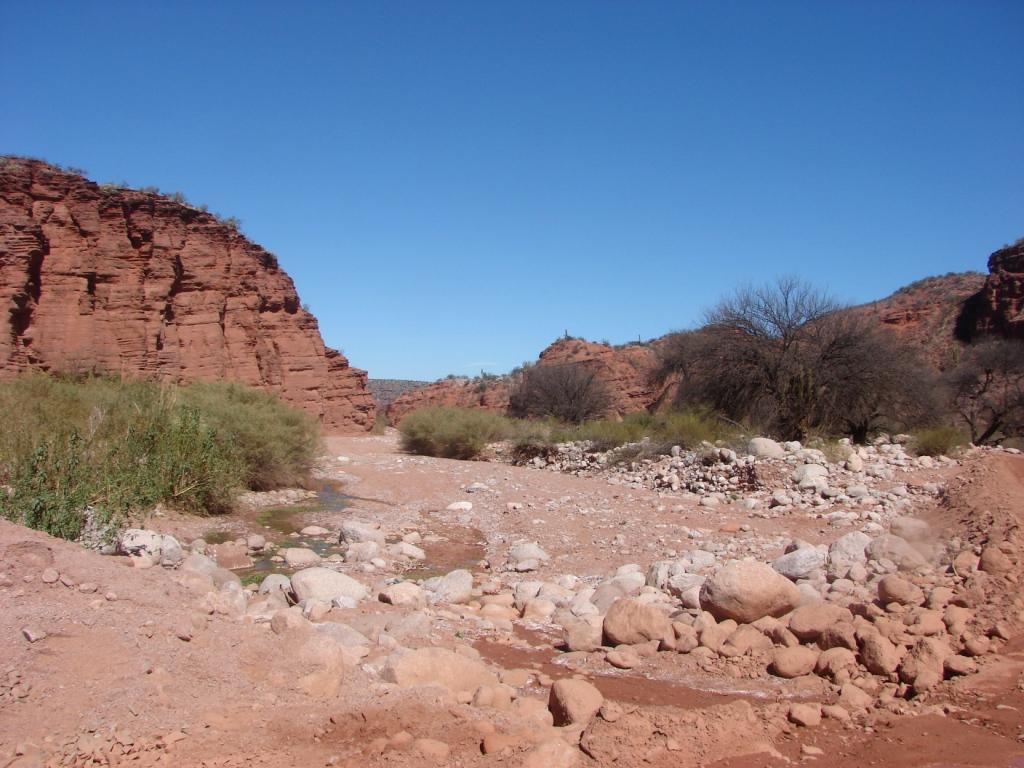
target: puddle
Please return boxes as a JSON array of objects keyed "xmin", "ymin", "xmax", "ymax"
[
  {"xmin": 210, "ymin": 479, "xmax": 358, "ymax": 582},
  {"xmin": 405, "ymin": 515, "xmax": 487, "ymax": 582}
]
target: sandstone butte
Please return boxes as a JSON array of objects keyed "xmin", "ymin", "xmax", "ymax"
[
  {"xmin": 386, "ymin": 239, "xmax": 1023, "ymax": 423},
  {"xmin": 0, "ymin": 158, "xmax": 375, "ymax": 432}
]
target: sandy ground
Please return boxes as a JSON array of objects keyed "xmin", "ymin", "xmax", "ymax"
[{"xmin": 1, "ymin": 432, "xmax": 1022, "ymax": 767}]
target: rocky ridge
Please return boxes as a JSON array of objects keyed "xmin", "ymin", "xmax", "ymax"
[{"xmin": 0, "ymin": 158, "xmax": 375, "ymax": 432}]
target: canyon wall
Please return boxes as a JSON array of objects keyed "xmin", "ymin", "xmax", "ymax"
[{"xmin": 0, "ymin": 158, "xmax": 375, "ymax": 432}]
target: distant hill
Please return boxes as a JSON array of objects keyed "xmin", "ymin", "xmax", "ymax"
[
  {"xmin": 385, "ymin": 240, "xmax": 1024, "ymax": 422},
  {"xmin": 367, "ymin": 379, "xmax": 430, "ymax": 409}
]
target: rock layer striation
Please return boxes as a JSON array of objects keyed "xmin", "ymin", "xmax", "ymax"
[{"xmin": 0, "ymin": 158, "xmax": 374, "ymax": 431}]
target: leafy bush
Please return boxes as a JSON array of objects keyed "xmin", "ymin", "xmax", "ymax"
[
  {"xmin": 912, "ymin": 426, "xmax": 966, "ymax": 457},
  {"xmin": 0, "ymin": 375, "xmax": 320, "ymax": 540},
  {"xmin": 398, "ymin": 407, "xmax": 512, "ymax": 459},
  {"xmin": 177, "ymin": 381, "xmax": 320, "ymax": 490}
]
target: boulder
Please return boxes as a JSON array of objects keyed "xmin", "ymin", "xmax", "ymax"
[
  {"xmin": 867, "ymin": 535, "xmax": 928, "ymax": 570},
  {"xmin": 380, "ymin": 581, "xmax": 425, "ymax": 608},
  {"xmin": 283, "ymin": 547, "xmax": 322, "ymax": 568},
  {"xmin": 548, "ymin": 679, "xmax": 603, "ymax": 726},
  {"xmin": 259, "ymin": 573, "xmax": 292, "ymax": 596},
  {"xmin": 508, "ymin": 541, "xmax": 550, "ymax": 564},
  {"xmin": 772, "ymin": 546, "xmax": 826, "ymax": 581},
  {"xmin": 382, "ymin": 647, "xmax": 497, "ymax": 693},
  {"xmin": 424, "ymin": 569, "xmax": 474, "ymax": 605},
  {"xmin": 340, "ymin": 520, "xmax": 385, "ymax": 545},
  {"xmin": 699, "ymin": 561, "xmax": 801, "ymax": 623},
  {"xmin": 344, "ymin": 541, "xmax": 380, "ymax": 562},
  {"xmin": 290, "ymin": 568, "xmax": 368, "ymax": 603},
  {"xmin": 748, "ymin": 438, "xmax": 785, "ymax": 459},
  {"xmin": 770, "ymin": 646, "xmax": 819, "ymax": 678},
  {"xmin": 602, "ymin": 598, "xmax": 673, "ymax": 646},
  {"xmin": 877, "ymin": 575, "xmax": 925, "ymax": 606},
  {"xmin": 787, "ymin": 603, "xmax": 854, "ymax": 641}
]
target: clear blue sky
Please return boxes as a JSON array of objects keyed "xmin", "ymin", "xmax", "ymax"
[{"xmin": 2, "ymin": 2, "xmax": 1022, "ymax": 380}]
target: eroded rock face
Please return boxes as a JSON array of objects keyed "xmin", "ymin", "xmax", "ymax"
[
  {"xmin": 386, "ymin": 337, "xmax": 671, "ymax": 424},
  {"xmin": 974, "ymin": 241, "xmax": 1024, "ymax": 339},
  {"xmin": 0, "ymin": 158, "xmax": 374, "ymax": 432}
]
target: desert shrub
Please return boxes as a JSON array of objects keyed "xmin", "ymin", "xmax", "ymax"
[
  {"xmin": 912, "ymin": 426, "xmax": 966, "ymax": 457},
  {"xmin": 178, "ymin": 381, "xmax": 320, "ymax": 490},
  {"xmin": 398, "ymin": 407, "xmax": 512, "ymax": 459},
  {"xmin": 0, "ymin": 375, "xmax": 320, "ymax": 540},
  {"xmin": 509, "ymin": 362, "xmax": 612, "ymax": 423}
]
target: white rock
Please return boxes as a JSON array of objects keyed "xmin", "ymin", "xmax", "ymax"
[
  {"xmin": 339, "ymin": 520, "xmax": 386, "ymax": 545},
  {"xmin": 283, "ymin": 547, "xmax": 322, "ymax": 568},
  {"xmin": 424, "ymin": 569, "xmax": 474, "ymax": 604},
  {"xmin": 508, "ymin": 541, "xmax": 550, "ymax": 564},
  {"xmin": 748, "ymin": 438, "xmax": 785, "ymax": 459},
  {"xmin": 291, "ymin": 567, "xmax": 368, "ymax": 603}
]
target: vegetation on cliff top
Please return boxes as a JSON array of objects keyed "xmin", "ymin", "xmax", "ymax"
[{"xmin": 0, "ymin": 375, "xmax": 320, "ymax": 541}]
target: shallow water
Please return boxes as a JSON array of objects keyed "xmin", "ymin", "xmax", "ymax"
[{"xmin": 213, "ymin": 480, "xmax": 355, "ymax": 583}]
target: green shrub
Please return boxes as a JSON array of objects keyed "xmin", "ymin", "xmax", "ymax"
[
  {"xmin": 178, "ymin": 381, "xmax": 319, "ymax": 490},
  {"xmin": 399, "ymin": 407, "xmax": 512, "ymax": 459},
  {"xmin": 0, "ymin": 375, "xmax": 320, "ymax": 540},
  {"xmin": 912, "ymin": 426, "xmax": 966, "ymax": 457}
]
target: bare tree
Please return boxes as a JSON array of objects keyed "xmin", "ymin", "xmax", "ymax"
[
  {"xmin": 945, "ymin": 339, "xmax": 1024, "ymax": 445},
  {"xmin": 657, "ymin": 278, "xmax": 934, "ymax": 441},
  {"xmin": 509, "ymin": 363, "xmax": 613, "ymax": 423}
]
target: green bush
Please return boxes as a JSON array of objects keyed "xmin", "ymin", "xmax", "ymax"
[
  {"xmin": 399, "ymin": 407, "xmax": 512, "ymax": 459},
  {"xmin": 178, "ymin": 381, "xmax": 319, "ymax": 490},
  {"xmin": 0, "ymin": 375, "xmax": 320, "ymax": 540},
  {"xmin": 912, "ymin": 426, "xmax": 966, "ymax": 457}
]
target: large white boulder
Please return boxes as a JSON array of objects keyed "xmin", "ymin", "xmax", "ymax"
[{"xmin": 290, "ymin": 567, "xmax": 368, "ymax": 603}]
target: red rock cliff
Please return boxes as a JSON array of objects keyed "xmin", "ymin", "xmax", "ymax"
[
  {"xmin": 974, "ymin": 241, "xmax": 1024, "ymax": 339},
  {"xmin": 0, "ymin": 158, "xmax": 375, "ymax": 432}
]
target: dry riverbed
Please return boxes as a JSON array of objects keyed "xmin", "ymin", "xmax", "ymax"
[{"xmin": 1, "ymin": 432, "xmax": 1022, "ymax": 767}]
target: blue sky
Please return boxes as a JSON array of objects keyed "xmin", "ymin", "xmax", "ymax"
[{"xmin": 2, "ymin": 2, "xmax": 1022, "ymax": 380}]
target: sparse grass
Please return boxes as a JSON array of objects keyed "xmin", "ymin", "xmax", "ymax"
[
  {"xmin": 398, "ymin": 407, "xmax": 513, "ymax": 459},
  {"xmin": 0, "ymin": 375, "xmax": 320, "ymax": 540},
  {"xmin": 371, "ymin": 412, "xmax": 389, "ymax": 435},
  {"xmin": 911, "ymin": 425, "xmax": 967, "ymax": 457}
]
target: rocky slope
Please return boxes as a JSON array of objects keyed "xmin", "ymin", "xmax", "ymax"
[
  {"xmin": 850, "ymin": 272, "xmax": 987, "ymax": 369},
  {"xmin": 0, "ymin": 158, "xmax": 375, "ymax": 432}
]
